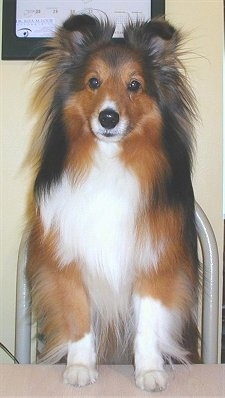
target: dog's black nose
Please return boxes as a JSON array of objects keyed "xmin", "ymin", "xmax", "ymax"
[{"xmin": 99, "ymin": 109, "xmax": 119, "ymax": 129}]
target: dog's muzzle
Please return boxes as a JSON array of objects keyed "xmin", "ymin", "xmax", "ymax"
[{"xmin": 91, "ymin": 104, "xmax": 129, "ymax": 142}]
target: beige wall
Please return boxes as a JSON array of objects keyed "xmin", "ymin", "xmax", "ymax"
[
  {"xmin": 0, "ymin": 0, "xmax": 224, "ymax": 362},
  {"xmin": 166, "ymin": 0, "xmax": 224, "ymax": 358}
]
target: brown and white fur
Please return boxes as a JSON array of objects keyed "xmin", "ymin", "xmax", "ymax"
[{"xmin": 26, "ymin": 15, "xmax": 199, "ymax": 392}]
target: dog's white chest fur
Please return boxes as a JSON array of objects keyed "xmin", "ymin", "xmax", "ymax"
[{"xmin": 40, "ymin": 142, "xmax": 140, "ymax": 291}]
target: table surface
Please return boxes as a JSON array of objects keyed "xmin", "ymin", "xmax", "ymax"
[{"xmin": 0, "ymin": 364, "xmax": 224, "ymax": 397}]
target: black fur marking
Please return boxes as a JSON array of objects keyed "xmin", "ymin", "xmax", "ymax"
[
  {"xmin": 34, "ymin": 102, "xmax": 68, "ymax": 200},
  {"xmin": 63, "ymin": 14, "xmax": 99, "ymax": 32},
  {"xmin": 124, "ymin": 19, "xmax": 178, "ymax": 54},
  {"xmin": 142, "ymin": 20, "xmax": 176, "ymax": 40},
  {"xmin": 61, "ymin": 14, "xmax": 115, "ymax": 55}
]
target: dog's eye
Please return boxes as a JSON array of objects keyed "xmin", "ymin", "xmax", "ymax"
[
  {"xmin": 88, "ymin": 77, "xmax": 101, "ymax": 90},
  {"xmin": 128, "ymin": 80, "xmax": 141, "ymax": 92}
]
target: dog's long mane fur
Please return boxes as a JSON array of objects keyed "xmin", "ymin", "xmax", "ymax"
[{"xmin": 32, "ymin": 14, "xmax": 198, "ymax": 267}]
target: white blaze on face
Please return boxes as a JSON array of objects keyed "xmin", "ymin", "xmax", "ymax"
[{"xmin": 91, "ymin": 99, "xmax": 129, "ymax": 142}]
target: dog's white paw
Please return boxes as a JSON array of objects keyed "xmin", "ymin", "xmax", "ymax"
[
  {"xmin": 63, "ymin": 365, "xmax": 98, "ymax": 387},
  {"xmin": 135, "ymin": 369, "xmax": 168, "ymax": 392}
]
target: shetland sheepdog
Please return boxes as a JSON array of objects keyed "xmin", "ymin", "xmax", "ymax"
[{"xmin": 26, "ymin": 14, "xmax": 199, "ymax": 392}]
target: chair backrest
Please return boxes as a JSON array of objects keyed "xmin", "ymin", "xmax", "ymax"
[
  {"xmin": 195, "ymin": 203, "xmax": 219, "ymax": 363},
  {"xmin": 15, "ymin": 203, "xmax": 219, "ymax": 364}
]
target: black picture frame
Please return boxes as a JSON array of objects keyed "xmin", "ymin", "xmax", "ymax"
[{"xmin": 2, "ymin": 0, "xmax": 165, "ymax": 60}]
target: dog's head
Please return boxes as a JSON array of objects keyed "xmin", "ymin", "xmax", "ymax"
[{"xmin": 37, "ymin": 14, "xmax": 193, "ymax": 141}]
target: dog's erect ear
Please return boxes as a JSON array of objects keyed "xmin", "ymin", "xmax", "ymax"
[
  {"xmin": 60, "ymin": 14, "xmax": 115, "ymax": 52},
  {"xmin": 124, "ymin": 19, "xmax": 180, "ymax": 60},
  {"xmin": 141, "ymin": 20, "xmax": 176, "ymax": 41},
  {"xmin": 63, "ymin": 14, "xmax": 100, "ymax": 32}
]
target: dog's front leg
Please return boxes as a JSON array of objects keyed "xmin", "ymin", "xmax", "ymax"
[
  {"xmin": 64, "ymin": 331, "xmax": 98, "ymax": 387},
  {"xmin": 133, "ymin": 294, "xmax": 168, "ymax": 392},
  {"xmin": 62, "ymin": 267, "xmax": 98, "ymax": 387}
]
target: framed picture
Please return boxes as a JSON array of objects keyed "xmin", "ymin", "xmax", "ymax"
[{"xmin": 2, "ymin": 0, "xmax": 165, "ymax": 60}]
